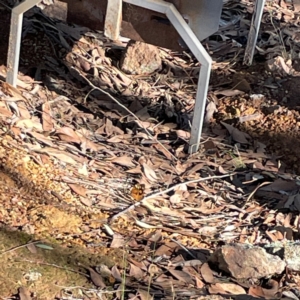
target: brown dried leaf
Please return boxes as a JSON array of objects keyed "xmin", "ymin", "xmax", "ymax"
[
  {"xmin": 56, "ymin": 127, "xmax": 81, "ymax": 144},
  {"xmin": 110, "ymin": 156, "xmax": 135, "ymax": 167},
  {"xmin": 200, "ymin": 263, "xmax": 215, "ymax": 284},
  {"xmin": 129, "ymin": 263, "xmax": 144, "ymax": 280},
  {"xmin": 167, "ymin": 268, "xmax": 194, "ymax": 284},
  {"xmin": 15, "ymin": 118, "xmax": 43, "ymax": 131},
  {"xmin": 155, "ymin": 242, "xmax": 178, "ymax": 256},
  {"xmin": 37, "ymin": 148, "xmax": 78, "ymax": 165},
  {"xmin": 29, "ymin": 131, "xmax": 55, "ymax": 147},
  {"xmin": 216, "ymin": 89, "xmax": 245, "ymax": 96},
  {"xmin": 210, "ymin": 283, "xmax": 246, "ymax": 295},
  {"xmin": 87, "ymin": 267, "xmax": 106, "ymax": 288},
  {"xmin": 2, "ymin": 82, "xmax": 28, "ymax": 102},
  {"xmin": 152, "ymin": 143, "xmax": 174, "ymax": 160},
  {"xmin": 17, "ymin": 101, "xmax": 31, "ymax": 119},
  {"xmin": 0, "ymin": 106, "xmax": 13, "ymax": 117},
  {"xmin": 42, "ymin": 102, "xmax": 53, "ymax": 131},
  {"xmin": 248, "ymin": 280, "xmax": 279, "ymax": 299},
  {"xmin": 176, "ymin": 129, "xmax": 191, "ymax": 140},
  {"xmin": 110, "ymin": 233, "xmax": 126, "ymax": 248},
  {"xmin": 107, "ymin": 134, "xmax": 127, "ymax": 143},
  {"xmin": 104, "ymin": 117, "xmax": 113, "ymax": 136},
  {"xmin": 79, "ymin": 196, "xmax": 93, "ymax": 206},
  {"xmin": 111, "ymin": 265, "xmax": 122, "ymax": 281},
  {"xmin": 142, "ymin": 163, "xmax": 158, "ymax": 182},
  {"xmin": 221, "ymin": 121, "xmax": 251, "ymax": 144},
  {"xmin": 26, "ymin": 243, "xmax": 37, "ymax": 254},
  {"xmin": 126, "ymin": 166, "xmax": 142, "ymax": 174},
  {"xmin": 68, "ymin": 183, "xmax": 87, "ymax": 197}
]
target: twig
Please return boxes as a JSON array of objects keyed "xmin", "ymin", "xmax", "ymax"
[
  {"xmin": 72, "ymin": 66, "xmax": 178, "ymax": 161},
  {"xmin": 170, "ymin": 238, "xmax": 197, "ymax": 259},
  {"xmin": 16, "ymin": 259, "xmax": 88, "ymax": 277},
  {"xmin": 242, "ymin": 181, "xmax": 271, "ymax": 209},
  {"xmin": 0, "ymin": 1, "xmax": 12, "ymax": 10},
  {"xmin": 109, "ymin": 173, "xmax": 235, "ymax": 222},
  {"xmin": 0, "ymin": 240, "xmax": 40, "ymax": 256}
]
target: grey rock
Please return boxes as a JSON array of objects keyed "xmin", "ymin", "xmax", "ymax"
[{"xmin": 210, "ymin": 243, "xmax": 286, "ymax": 279}]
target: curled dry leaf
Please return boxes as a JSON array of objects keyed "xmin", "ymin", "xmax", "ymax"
[
  {"xmin": 56, "ymin": 127, "xmax": 81, "ymax": 144},
  {"xmin": 111, "ymin": 265, "xmax": 122, "ymax": 282},
  {"xmin": 87, "ymin": 267, "xmax": 106, "ymax": 288},
  {"xmin": 79, "ymin": 196, "xmax": 93, "ymax": 207},
  {"xmin": 126, "ymin": 165, "xmax": 142, "ymax": 174},
  {"xmin": 110, "ymin": 233, "xmax": 126, "ymax": 248},
  {"xmin": 42, "ymin": 102, "xmax": 53, "ymax": 132},
  {"xmin": 68, "ymin": 183, "xmax": 87, "ymax": 197},
  {"xmin": 15, "ymin": 118, "xmax": 43, "ymax": 131},
  {"xmin": 130, "ymin": 263, "xmax": 144, "ymax": 280},
  {"xmin": 2, "ymin": 82, "xmax": 28, "ymax": 102},
  {"xmin": 248, "ymin": 280, "xmax": 279, "ymax": 299},
  {"xmin": 29, "ymin": 131, "xmax": 55, "ymax": 147},
  {"xmin": 26, "ymin": 243, "xmax": 37, "ymax": 254},
  {"xmin": 169, "ymin": 191, "xmax": 183, "ymax": 204},
  {"xmin": 216, "ymin": 89, "xmax": 245, "ymax": 96},
  {"xmin": 142, "ymin": 163, "xmax": 158, "ymax": 182},
  {"xmin": 152, "ymin": 144, "xmax": 174, "ymax": 160},
  {"xmin": 221, "ymin": 121, "xmax": 251, "ymax": 144},
  {"xmin": 200, "ymin": 263, "xmax": 215, "ymax": 284},
  {"xmin": 17, "ymin": 101, "xmax": 31, "ymax": 119},
  {"xmin": 176, "ymin": 129, "xmax": 191, "ymax": 140},
  {"xmin": 167, "ymin": 268, "xmax": 194, "ymax": 284},
  {"xmin": 0, "ymin": 106, "xmax": 13, "ymax": 117},
  {"xmin": 110, "ymin": 156, "xmax": 135, "ymax": 167},
  {"xmin": 37, "ymin": 148, "xmax": 80, "ymax": 165},
  {"xmin": 209, "ymin": 282, "xmax": 246, "ymax": 295}
]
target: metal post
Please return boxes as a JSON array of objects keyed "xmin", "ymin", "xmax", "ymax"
[
  {"xmin": 105, "ymin": 0, "xmax": 123, "ymax": 40},
  {"xmin": 121, "ymin": 0, "xmax": 212, "ymax": 154},
  {"xmin": 6, "ymin": 0, "xmax": 41, "ymax": 87},
  {"xmin": 244, "ymin": 0, "xmax": 266, "ymax": 65}
]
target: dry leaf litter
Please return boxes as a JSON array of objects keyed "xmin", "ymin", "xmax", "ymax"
[{"xmin": 0, "ymin": 0, "xmax": 300, "ymax": 299}]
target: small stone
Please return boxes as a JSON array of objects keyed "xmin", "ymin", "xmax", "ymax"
[
  {"xmin": 120, "ymin": 41, "xmax": 162, "ymax": 75},
  {"xmin": 209, "ymin": 243, "xmax": 286, "ymax": 279}
]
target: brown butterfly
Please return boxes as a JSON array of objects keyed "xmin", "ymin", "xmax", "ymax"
[{"xmin": 130, "ymin": 183, "xmax": 145, "ymax": 201}]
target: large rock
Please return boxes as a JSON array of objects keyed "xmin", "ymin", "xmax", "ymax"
[
  {"xmin": 120, "ymin": 41, "xmax": 162, "ymax": 75},
  {"xmin": 210, "ymin": 244, "xmax": 286, "ymax": 279}
]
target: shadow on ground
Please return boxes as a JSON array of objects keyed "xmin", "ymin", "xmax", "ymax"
[{"xmin": 0, "ymin": 227, "xmax": 117, "ymax": 298}]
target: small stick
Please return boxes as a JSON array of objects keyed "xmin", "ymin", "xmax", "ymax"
[
  {"xmin": 0, "ymin": 240, "xmax": 40, "ymax": 256},
  {"xmin": 17, "ymin": 259, "xmax": 88, "ymax": 277},
  {"xmin": 109, "ymin": 173, "xmax": 235, "ymax": 222},
  {"xmin": 170, "ymin": 238, "xmax": 197, "ymax": 259},
  {"xmin": 242, "ymin": 181, "xmax": 271, "ymax": 209}
]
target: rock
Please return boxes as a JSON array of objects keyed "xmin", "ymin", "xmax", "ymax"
[
  {"xmin": 209, "ymin": 244, "xmax": 286, "ymax": 279},
  {"xmin": 266, "ymin": 241, "xmax": 300, "ymax": 272},
  {"xmin": 284, "ymin": 244, "xmax": 300, "ymax": 271},
  {"xmin": 120, "ymin": 41, "xmax": 162, "ymax": 75}
]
